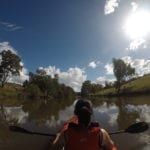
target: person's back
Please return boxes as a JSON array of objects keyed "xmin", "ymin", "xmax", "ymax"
[
  {"xmin": 65, "ymin": 121, "xmax": 101, "ymax": 150},
  {"xmin": 52, "ymin": 99, "xmax": 117, "ymax": 150}
]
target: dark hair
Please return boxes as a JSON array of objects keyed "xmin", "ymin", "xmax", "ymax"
[
  {"xmin": 74, "ymin": 100, "xmax": 93, "ymax": 126},
  {"xmin": 74, "ymin": 99, "xmax": 93, "ymax": 115}
]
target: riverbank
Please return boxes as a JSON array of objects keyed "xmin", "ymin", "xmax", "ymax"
[
  {"xmin": 0, "ymin": 74, "xmax": 150, "ymax": 100},
  {"xmin": 0, "ymin": 83, "xmax": 20, "ymax": 97},
  {"xmin": 93, "ymin": 74, "xmax": 150, "ymax": 97},
  {"xmin": 0, "ymin": 82, "xmax": 76, "ymax": 105}
]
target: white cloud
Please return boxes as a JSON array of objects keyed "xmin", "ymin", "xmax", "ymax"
[
  {"xmin": 88, "ymin": 60, "xmax": 102, "ymax": 69},
  {"xmin": 127, "ymin": 38, "xmax": 146, "ymax": 50},
  {"xmin": 8, "ymin": 68, "xmax": 29, "ymax": 84},
  {"xmin": 59, "ymin": 67, "xmax": 87, "ymax": 92},
  {"xmin": 96, "ymin": 76, "xmax": 106, "ymax": 86},
  {"xmin": 130, "ymin": 59, "xmax": 150, "ymax": 76},
  {"xmin": 0, "ymin": 41, "xmax": 29, "ymax": 84},
  {"xmin": 0, "ymin": 42, "xmax": 86, "ymax": 91},
  {"xmin": 121, "ymin": 56, "xmax": 132, "ymax": 64},
  {"xmin": 41, "ymin": 66, "xmax": 87, "ymax": 92},
  {"xmin": 122, "ymin": 56, "xmax": 150, "ymax": 76},
  {"xmin": 88, "ymin": 61, "xmax": 97, "ymax": 69},
  {"xmin": 103, "ymin": 56, "xmax": 150, "ymax": 79},
  {"xmin": 39, "ymin": 66, "xmax": 60, "ymax": 78},
  {"xmin": 104, "ymin": 0, "xmax": 120, "ymax": 15},
  {"xmin": 96, "ymin": 76, "xmax": 115, "ymax": 86},
  {"xmin": 104, "ymin": 63, "xmax": 113, "ymax": 75},
  {"xmin": 131, "ymin": 2, "xmax": 138, "ymax": 12},
  {"xmin": 88, "ymin": 61, "xmax": 101, "ymax": 69},
  {"xmin": 0, "ymin": 21, "xmax": 23, "ymax": 31},
  {"xmin": 0, "ymin": 41, "xmax": 17, "ymax": 54}
]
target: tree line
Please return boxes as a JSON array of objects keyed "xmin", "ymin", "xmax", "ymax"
[
  {"xmin": 0, "ymin": 50, "xmax": 75, "ymax": 101},
  {"xmin": 81, "ymin": 58, "xmax": 136, "ymax": 97},
  {"xmin": 0, "ymin": 49, "xmax": 137, "ymax": 99},
  {"xmin": 23, "ymin": 69, "xmax": 75, "ymax": 101}
]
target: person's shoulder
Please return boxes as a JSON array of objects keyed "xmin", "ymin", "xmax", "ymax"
[
  {"xmin": 101, "ymin": 128, "xmax": 109, "ymax": 136},
  {"xmin": 100, "ymin": 128, "xmax": 114, "ymax": 146}
]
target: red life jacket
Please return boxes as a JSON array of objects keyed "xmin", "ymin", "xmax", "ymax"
[{"xmin": 65, "ymin": 122, "xmax": 101, "ymax": 150}]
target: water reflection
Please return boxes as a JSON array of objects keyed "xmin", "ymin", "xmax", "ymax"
[
  {"xmin": 4, "ymin": 106, "xmax": 28, "ymax": 124},
  {"xmin": 94, "ymin": 103, "xmax": 118, "ymax": 130},
  {"xmin": 116, "ymin": 100, "xmax": 141, "ymax": 130},
  {"xmin": 0, "ymin": 96, "xmax": 150, "ymax": 150},
  {"xmin": 126, "ymin": 104, "xmax": 150, "ymax": 122}
]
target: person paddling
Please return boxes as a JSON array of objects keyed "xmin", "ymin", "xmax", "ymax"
[{"xmin": 52, "ymin": 99, "xmax": 118, "ymax": 150}]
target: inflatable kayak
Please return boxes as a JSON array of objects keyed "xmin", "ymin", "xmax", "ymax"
[{"xmin": 57, "ymin": 115, "xmax": 118, "ymax": 150}]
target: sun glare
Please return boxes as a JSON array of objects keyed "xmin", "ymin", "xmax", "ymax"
[{"xmin": 124, "ymin": 10, "xmax": 150, "ymax": 39}]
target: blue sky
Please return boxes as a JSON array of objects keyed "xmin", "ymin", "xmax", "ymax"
[{"xmin": 0, "ymin": 0, "xmax": 150, "ymax": 91}]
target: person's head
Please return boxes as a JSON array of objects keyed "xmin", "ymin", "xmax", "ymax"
[{"xmin": 74, "ymin": 99, "xmax": 93, "ymax": 127}]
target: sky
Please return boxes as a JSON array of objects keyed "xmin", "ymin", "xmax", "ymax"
[{"xmin": 0, "ymin": 0, "xmax": 150, "ymax": 92}]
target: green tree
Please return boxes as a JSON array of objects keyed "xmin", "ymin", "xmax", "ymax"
[
  {"xmin": 35, "ymin": 75, "xmax": 52, "ymax": 99},
  {"xmin": 105, "ymin": 81, "xmax": 113, "ymax": 89},
  {"xmin": 0, "ymin": 50, "xmax": 22, "ymax": 87},
  {"xmin": 112, "ymin": 58, "xmax": 135, "ymax": 93},
  {"xmin": 126, "ymin": 64, "xmax": 135, "ymax": 80},
  {"xmin": 24, "ymin": 70, "xmax": 75, "ymax": 101},
  {"xmin": 81, "ymin": 81, "xmax": 103, "ymax": 97},
  {"xmin": 36, "ymin": 68, "xmax": 46, "ymax": 76},
  {"xmin": 24, "ymin": 84, "xmax": 41, "ymax": 99},
  {"xmin": 81, "ymin": 80, "xmax": 92, "ymax": 97},
  {"xmin": 90, "ymin": 83, "xmax": 103, "ymax": 93}
]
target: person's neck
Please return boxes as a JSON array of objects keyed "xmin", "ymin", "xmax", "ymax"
[{"xmin": 78, "ymin": 123, "xmax": 90, "ymax": 129}]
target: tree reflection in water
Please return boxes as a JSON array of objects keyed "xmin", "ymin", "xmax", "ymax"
[{"xmin": 0, "ymin": 104, "xmax": 12, "ymax": 144}]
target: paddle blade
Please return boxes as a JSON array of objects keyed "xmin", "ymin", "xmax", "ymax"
[{"xmin": 125, "ymin": 122, "xmax": 149, "ymax": 133}]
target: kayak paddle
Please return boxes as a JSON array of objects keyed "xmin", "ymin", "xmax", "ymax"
[
  {"xmin": 9, "ymin": 125, "xmax": 56, "ymax": 137},
  {"xmin": 109, "ymin": 122, "xmax": 149, "ymax": 135},
  {"xmin": 9, "ymin": 121, "xmax": 149, "ymax": 136}
]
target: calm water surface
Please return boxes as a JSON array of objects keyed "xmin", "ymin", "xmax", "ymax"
[{"xmin": 0, "ymin": 96, "xmax": 150, "ymax": 150}]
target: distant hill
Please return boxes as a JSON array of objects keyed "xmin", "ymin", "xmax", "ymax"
[
  {"xmin": 94, "ymin": 74, "xmax": 150, "ymax": 97},
  {"xmin": 3, "ymin": 83, "xmax": 22, "ymax": 91}
]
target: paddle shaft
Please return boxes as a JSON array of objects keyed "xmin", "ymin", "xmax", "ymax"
[
  {"xmin": 9, "ymin": 126, "xmax": 56, "ymax": 137},
  {"xmin": 109, "ymin": 130, "xmax": 125, "ymax": 135},
  {"xmin": 9, "ymin": 127, "xmax": 135, "ymax": 136},
  {"xmin": 24, "ymin": 131, "xmax": 56, "ymax": 137},
  {"xmin": 9, "ymin": 121, "xmax": 148, "ymax": 136}
]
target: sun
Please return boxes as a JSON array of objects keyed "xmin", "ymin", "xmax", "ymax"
[{"xmin": 124, "ymin": 10, "xmax": 150, "ymax": 39}]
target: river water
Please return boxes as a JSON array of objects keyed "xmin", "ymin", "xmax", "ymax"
[{"xmin": 0, "ymin": 96, "xmax": 150, "ymax": 150}]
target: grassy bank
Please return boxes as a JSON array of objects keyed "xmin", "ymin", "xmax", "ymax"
[
  {"xmin": 1, "ymin": 74, "xmax": 150, "ymax": 101},
  {"xmin": 0, "ymin": 83, "xmax": 23, "ymax": 106},
  {"xmin": 0, "ymin": 82, "xmax": 76, "ymax": 105},
  {"xmin": 94, "ymin": 74, "xmax": 150, "ymax": 97}
]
